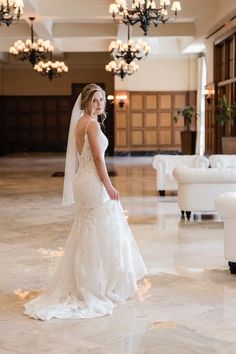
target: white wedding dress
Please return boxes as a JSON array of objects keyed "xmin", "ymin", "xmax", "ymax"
[{"xmin": 24, "ymin": 124, "xmax": 147, "ymax": 320}]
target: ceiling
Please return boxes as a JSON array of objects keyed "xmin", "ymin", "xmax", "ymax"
[{"xmin": 0, "ymin": 0, "xmax": 235, "ymax": 65}]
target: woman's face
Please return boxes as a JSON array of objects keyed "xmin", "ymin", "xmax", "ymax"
[{"xmin": 90, "ymin": 91, "xmax": 105, "ymax": 116}]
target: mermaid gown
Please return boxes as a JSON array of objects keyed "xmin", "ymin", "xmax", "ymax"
[{"xmin": 24, "ymin": 127, "xmax": 147, "ymax": 320}]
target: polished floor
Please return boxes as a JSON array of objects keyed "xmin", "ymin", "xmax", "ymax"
[{"xmin": 1, "ymin": 154, "xmax": 236, "ymax": 354}]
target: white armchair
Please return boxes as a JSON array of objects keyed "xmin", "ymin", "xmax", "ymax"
[
  {"xmin": 215, "ymin": 193, "xmax": 236, "ymax": 274},
  {"xmin": 173, "ymin": 167, "xmax": 236, "ymax": 219},
  {"xmin": 209, "ymin": 155, "xmax": 236, "ymax": 168},
  {"xmin": 152, "ymin": 155, "xmax": 209, "ymax": 196}
]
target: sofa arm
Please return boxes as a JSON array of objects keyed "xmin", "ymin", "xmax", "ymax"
[
  {"xmin": 215, "ymin": 192, "xmax": 236, "ymax": 219},
  {"xmin": 152, "ymin": 156, "xmax": 168, "ymax": 176},
  {"xmin": 192, "ymin": 155, "xmax": 209, "ymax": 169}
]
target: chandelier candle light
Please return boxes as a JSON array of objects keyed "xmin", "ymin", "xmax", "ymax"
[
  {"xmin": 9, "ymin": 17, "xmax": 54, "ymax": 65},
  {"xmin": 0, "ymin": 0, "xmax": 24, "ymax": 26},
  {"xmin": 105, "ymin": 59, "xmax": 138, "ymax": 80},
  {"xmin": 109, "ymin": 0, "xmax": 181, "ymax": 35},
  {"xmin": 34, "ymin": 59, "xmax": 69, "ymax": 81}
]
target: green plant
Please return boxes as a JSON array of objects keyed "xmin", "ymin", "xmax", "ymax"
[
  {"xmin": 215, "ymin": 95, "xmax": 236, "ymax": 127},
  {"xmin": 174, "ymin": 106, "xmax": 197, "ymax": 131}
]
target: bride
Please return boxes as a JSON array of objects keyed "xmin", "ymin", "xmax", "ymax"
[{"xmin": 24, "ymin": 83, "xmax": 147, "ymax": 320}]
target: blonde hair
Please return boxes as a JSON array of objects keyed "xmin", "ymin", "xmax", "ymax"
[{"xmin": 80, "ymin": 83, "xmax": 106, "ymax": 124}]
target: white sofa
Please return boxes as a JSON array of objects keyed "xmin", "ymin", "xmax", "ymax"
[
  {"xmin": 215, "ymin": 193, "xmax": 236, "ymax": 274},
  {"xmin": 152, "ymin": 155, "xmax": 209, "ymax": 196},
  {"xmin": 173, "ymin": 167, "xmax": 236, "ymax": 219},
  {"xmin": 209, "ymin": 155, "xmax": 236, "ymax": 168}
]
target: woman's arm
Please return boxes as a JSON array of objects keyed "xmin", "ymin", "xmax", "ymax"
[{"xmin": 87, "ymin": 120, "xmax": 119, "ymax": 200}]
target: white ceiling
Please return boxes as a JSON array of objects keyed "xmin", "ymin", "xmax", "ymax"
[{"xmin": 0, "ymin": 0, "xmax": 235, "ymax": 64}]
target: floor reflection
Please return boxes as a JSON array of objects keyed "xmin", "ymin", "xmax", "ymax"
[{"xmin": 0, "ymin": 154, "xmax": 235, "ymax": 353}]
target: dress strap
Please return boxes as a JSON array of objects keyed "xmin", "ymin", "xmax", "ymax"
[{"xmin": 84, "ymin": 118, "xmax": 94, "ymax": 135}]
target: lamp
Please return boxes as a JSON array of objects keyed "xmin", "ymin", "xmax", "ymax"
[
  {"xmin": 109, "ymin": 0, "xmax": 181, "ymax": 36},
  {"xmin": 116, "ymin": 94, "xmax": 128, "ymax": 108},
  {"xmin": 107, "ymin": 95, "xmax": 115, "ymax": 103},
  {"xmin": 203, "ymin": 88, "xmax": 215, "ymax": 105},
  {"xmin": 105, "ymin": 59, "xmax": 139, "ymax": 80},
  {"xmin": 34, "ymin": 55, "xmax": 69, "ymax": 81},
  {"xmin": 0, "ymin": 0, "xmax": 24, "ymax": 26},
  {"xmin": 9, "ymin": 17, "xmax": 54, "ymax": 65},
  {"xmin": 109, "ymin": 24, "xmax": 150, "ymax": 64}
]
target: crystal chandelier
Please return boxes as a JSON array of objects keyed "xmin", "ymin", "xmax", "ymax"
[
  {"xmin": 105, "ymin": 59, "xmax": 139, "ymax": 80},
  {"xmin": 108, "ymin": 24, "xmax": 150, "ymax": 64},
  {"xmin": 34, "ymin": 59, "xmax": 69, "ymax": 81},
  {"xmin": 0, "ymin": 0, "xmax": 24, "ymax": 26},
  {"xmin": 9, "ymin": 17, "xmax": 54, "ymax": 65},
  {"xmin": 109, "ymin": 0, "xmax": 181, "ymax": 35}
]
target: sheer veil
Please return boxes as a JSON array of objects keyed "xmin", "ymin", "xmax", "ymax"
[{"xmin": 62, "ymin": 94, "xmax": 84, "ymax": 206}]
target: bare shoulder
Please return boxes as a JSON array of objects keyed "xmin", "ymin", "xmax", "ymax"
[
  {"xmin": 87, "ymin": 119, "xmax": 100, "ymax": 135},
  {"xmin": 76, "ymin": 114, "xmax": 91, "ymax": 133},
  {"xmin": 77, "ymin": 114, "xmax": 90, "ymax": 127}
]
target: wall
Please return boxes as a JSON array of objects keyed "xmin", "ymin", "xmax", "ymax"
[
  {"xmin": 115, "ymin": 55, "xmax": 198, "ymax": 91},
  {"xmin": 0, "ymin": 53, "xmax": 114, "ymax": 96}
]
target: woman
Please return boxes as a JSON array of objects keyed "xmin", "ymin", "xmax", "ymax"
[{"xmin": 24, "ymin": 84, "xmax": 147, "ymax": 320}]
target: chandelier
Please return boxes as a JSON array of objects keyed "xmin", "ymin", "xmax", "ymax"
[
  {"xmin": 9, "ymin": 17, "xmax": 54, "ymax": 65},
  {"xmin": 34, "ymin": 58, "xmax": 69, "ymax": 81},
  {"xmin": 109, "ymin": 38, "xmax": 150, "ymax": 63},
  {"xmin": 109, "ymin": 0, "xmax": 181, "ymax": 35},
  {"xmin": 105, "ymin": 59, "xmax": 139, "ymax": 80},
  {"xmin": 109, "ymin": 23, "xmax": 150, "ymax": 64},
  {"xmin": 0, "ymin": 0, "xmax": 24, "ymax": 26}
]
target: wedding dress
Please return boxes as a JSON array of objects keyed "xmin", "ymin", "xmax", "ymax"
[{"xmin": 24, "ymin": 122, "xmax": 147, "ymax": 320}]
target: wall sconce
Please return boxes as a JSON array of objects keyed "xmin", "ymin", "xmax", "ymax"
[
  {"xmin": 203, "ymin": 88, "xmax": 215, "ymax": 105},
  {"xmin": 107, "ymin": 95, "xmax": 114, "ymax": 104},
  {"xmin": 115, "ymin": 94, "xmax": 128, "ymax": 108}
]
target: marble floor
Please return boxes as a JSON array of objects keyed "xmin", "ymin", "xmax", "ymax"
[{"xmin": 1, "ymin": 154, "xmax": 236, "ymax": 354}]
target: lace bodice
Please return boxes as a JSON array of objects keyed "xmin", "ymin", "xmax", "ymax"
[
  {"xmin": 74, "ymin": 128, "xmax": 109, "ymax": 209},
  {"xmin": 78, "ymin": 130, "xmax": 108, "ymax": 172}
]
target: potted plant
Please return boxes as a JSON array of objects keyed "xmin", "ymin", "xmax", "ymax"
[
  {"xmin": 215, "ymin": 95, "xmax": 236, "ymax": 154},
  {"xmin": 174, "ymin": 106, "xmax": 197, "ymax": 154}
]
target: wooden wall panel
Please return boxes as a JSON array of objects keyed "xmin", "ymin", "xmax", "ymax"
[
  {"xmin": 159, "ymin": 131, "xmax": 172, "ymax": 145},
  {"xmin": 145, "ymin": 130, "xmax": 157, "ymax": 145},
  {"xmin": 159, "ymin": 94, "xmax": 171, "ymax": 109},
  {"xmin": 114, "ymin": 90, "xmax": 197, "ymax": 152},
  {"xmin": 131, "ymin": 94, "xmax": 143, "ymax": 110},
  {"xmin": 116, "ymin": 111, "xmax": 127, "ymax": 129},
  {"xmin": 174, "ymin": 94, "xmax": 186, "ymax": 108},
  {"xmin": 1, "ymin": 96, "xmax": 71, "ymax": 152},
  {"xmin": 131, "ymin": 131, "xmax": 143, "ymax": 145},
  {"xmin": 145, "ymin": 113, "xmax": 157, "ymax": 127},
  {"xmin": 131, "ymin": 113, "xmax": 143, "ymax": 128},
  {"xmin": 116, "ymin": 131, "xmax": 127, "ymax": 146},
  {"xmin": 159, "ymin": 112, "xmax": 171, "ymax": 127},
  {"xmin": 174, "ymin": 130, "xmax": 181, "ymax": 145},
  {"xmin": 115, "ymin": 102, "xmax": 128, "ymax": 149},
  {"xmin": 145, "ymin": 95, "xmax": 157, "ymax": 109}
]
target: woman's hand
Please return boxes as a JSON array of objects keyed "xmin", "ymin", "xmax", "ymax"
[{"xmin": 106, "ymin": 185, "xmax": 119, "ymax": 200}]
